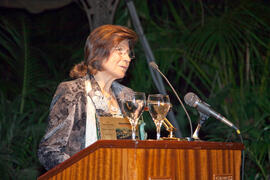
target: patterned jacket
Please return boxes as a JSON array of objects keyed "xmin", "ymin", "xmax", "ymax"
[{"xmin": 38, "ymin": 75, "xmax": 133, "ymax": 170}]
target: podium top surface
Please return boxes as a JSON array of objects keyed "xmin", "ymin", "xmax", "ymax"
[{"xmin": 87, "ymin": 139, "xmax": 244, "ymax": 150}]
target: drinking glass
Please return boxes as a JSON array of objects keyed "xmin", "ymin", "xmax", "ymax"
[
  {"xmin": 121, "ymin": 92, "xmax": 146, "ymax": 140},
  {"xmin": 148, "ymin": 94, "xmax": 171, "ymax": 140}
]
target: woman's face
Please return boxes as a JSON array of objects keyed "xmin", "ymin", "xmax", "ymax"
[{"xmin": 102, "ymin": 39, "xmax": 132, "ymax": 79}]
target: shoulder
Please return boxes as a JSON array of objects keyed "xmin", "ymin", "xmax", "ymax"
[
  {"xmin": 50, "ymin": 77, "xmax": 87, "ymax": 109},
  {"xmin": 57, "ymin": 77, "xmax": 86, "ymax": 92},
  {"xmin": 112, "ymin": 81, "xmax": 133, "ymax": 94},
  {"xmin": 111, "ymin": 81, "xmax": 134, "ymax": 101}
]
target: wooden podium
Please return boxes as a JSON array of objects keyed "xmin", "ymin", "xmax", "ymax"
[{"xmin": 38, "ymin": 140, "xmax": 244, "ymax": 180}]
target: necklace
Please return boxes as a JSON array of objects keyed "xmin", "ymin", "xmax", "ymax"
[
  {"xmin": 110, "ymin": 105, "xmax": 119, "ymax": 112},
  {"xmin": 102, "ymin": 89, "xmax": 120, "ymax": 114}
]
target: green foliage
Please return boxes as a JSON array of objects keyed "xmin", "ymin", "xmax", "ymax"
[
  {"xmin": 116, "ymin": 0, "xmax": 270, "ymax": 179},
  {"xmin": 0, "ymin": 8, "xmax": 85, "ymax": 179},
  {"xmin": 0, "ymin": 92, "xmax": 47, "ymax": 179},
  {"xmin": 0, "ymin": 15, "xmax": 50, "ymax": 179}
]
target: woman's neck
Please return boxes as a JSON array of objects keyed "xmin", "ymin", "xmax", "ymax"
[{"xmin": 93, "ymin": 71, "xmax": 115, "ymax": 93}]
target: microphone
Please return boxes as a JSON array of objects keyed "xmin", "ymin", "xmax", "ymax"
[
  {"xmin": 149, "ymin": 62, "xmax": 194, "ymax": 137},
  {"xmin": 184, "ymin": 92, "xmax": 240, "ymax": 134}
]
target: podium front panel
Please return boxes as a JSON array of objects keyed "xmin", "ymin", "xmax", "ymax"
[{"xmin": 38, "ymin": 140, "xmax": 243, "ymax": 180}]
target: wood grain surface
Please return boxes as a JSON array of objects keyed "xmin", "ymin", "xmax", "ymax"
[{"xmin": 38, "ymin": 140, "xmax": 244, "ymax": 180}]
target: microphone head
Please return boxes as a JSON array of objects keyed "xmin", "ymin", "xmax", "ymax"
[
  {"xmin": 184, "ymin": 92, "xmax": 200, "ymax": 107},
  {"xmin": 149, "ymin": 61, "xmax": 159, "ymax": 70}
]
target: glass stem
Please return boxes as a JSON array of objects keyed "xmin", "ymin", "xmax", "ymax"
[
  {"xmin": 156, "ymin": 125, "xmax": 161, "ymax": 140},
  {"xmin": 131, "ymin": 125, "xmax": 136, "ymax": 140}
]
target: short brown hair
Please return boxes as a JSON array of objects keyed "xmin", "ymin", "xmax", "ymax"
[{"xmin": 70, "ymin": 24, "xmax": 138, "ymax": 78}]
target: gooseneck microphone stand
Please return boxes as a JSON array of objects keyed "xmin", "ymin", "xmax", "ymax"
[{"xmin": 125, "ymin": 0, "xmax": 182, "ymax": 137}]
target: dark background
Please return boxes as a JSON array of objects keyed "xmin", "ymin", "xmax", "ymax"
[{"xmin": 0, "ymin": 0, "xmax": 269, "ymax": 179}]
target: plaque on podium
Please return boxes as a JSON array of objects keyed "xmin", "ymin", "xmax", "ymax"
[{"xmin": 99, "ymin": 117, "xmax": 139, "ymax": 140}]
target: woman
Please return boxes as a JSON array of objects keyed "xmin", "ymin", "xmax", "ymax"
[{"xmin": 38, "ymin": 24, "xmax": 138, "ymax": 170}]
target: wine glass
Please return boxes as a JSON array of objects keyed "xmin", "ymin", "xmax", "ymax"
[
  {"xmin": 148, "ymin": 94, "xmax": 171, "ymax": 140},
  {"xmin": 121, "ymin": 92, "xmax": 146, "ymax": 140}
]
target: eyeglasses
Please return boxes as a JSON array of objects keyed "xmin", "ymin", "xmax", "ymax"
[{"xmin": 114, "ymin": 46, "xmax": 135, "ymax": 59}]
